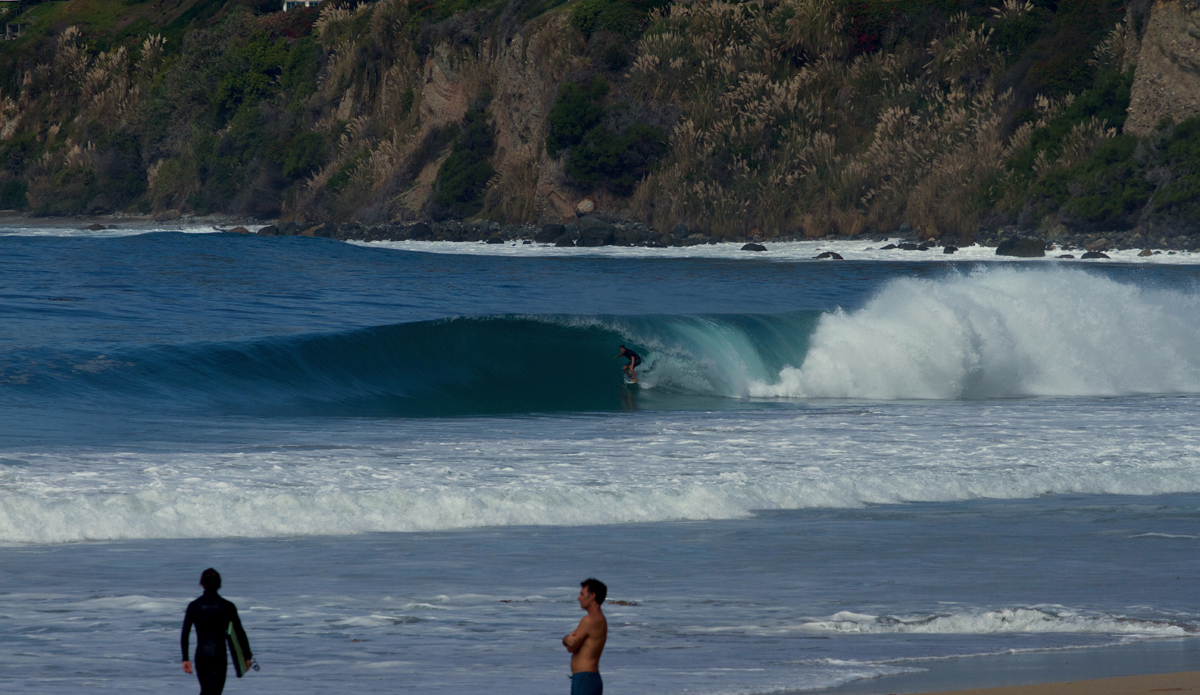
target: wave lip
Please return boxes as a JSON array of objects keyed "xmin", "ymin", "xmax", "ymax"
[{"xmin": 749, "ymin": 267, "xmax": 1200, "ymax": 400}]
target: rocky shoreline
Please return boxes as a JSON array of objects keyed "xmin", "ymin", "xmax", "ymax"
[
  {"xmin": 251, "ymin": 217, "xmax": 1200, "ymax": 257},
  {"xmin": 10, "ymin": 211, "xmax": 1200, "ymax": 256}
]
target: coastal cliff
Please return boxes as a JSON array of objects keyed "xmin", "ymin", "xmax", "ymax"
[{"xmin": 3, "ymin": 0, "xmax": 1200, "ymax": 245}]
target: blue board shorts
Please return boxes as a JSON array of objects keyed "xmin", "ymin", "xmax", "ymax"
[{"xmin": 571, "ymin": 671, "xmax": 603, "ymax": 695}]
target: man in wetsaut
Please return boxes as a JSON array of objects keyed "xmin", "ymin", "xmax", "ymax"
[
  {"xmin": 563, "ymin": 578, "xmax": 608, "ymax": 695},
  {"xmin": 182, "ymin": 568, "xmax": 252, "ymax": 695},
  {"xmin": 616, "ymin": 345, "xmax": 641, "ymax": 383}
]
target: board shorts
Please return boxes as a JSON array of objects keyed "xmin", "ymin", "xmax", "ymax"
[
  {"xmin": 627, "ymin": 356, "xmax": 641, "ymax": 367},
  {"xmin": 571, "ymin": 671, "xmax": 603, "ymax": 695}
]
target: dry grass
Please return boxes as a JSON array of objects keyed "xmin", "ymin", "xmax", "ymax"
[{"xmin": 626, "ymin": 0, "xmax": 1084, "ymax": 238}]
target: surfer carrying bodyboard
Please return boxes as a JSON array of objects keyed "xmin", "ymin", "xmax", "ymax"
[
  {"xmin": 615, "ymin": 345, "xmax": 641, "ymax": 384},
  {"xmin": 182, "ymin": 568, "xmax": 255, "ymax": 694}
]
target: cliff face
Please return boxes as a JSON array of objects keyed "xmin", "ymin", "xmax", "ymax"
[
  {"xmin": 5, "ymin": 0, "xmax": 1200, "ymax": 243},
  {"xmin": 1126, "ymin": 0, "xmax": 1200, "ymax": 135}
]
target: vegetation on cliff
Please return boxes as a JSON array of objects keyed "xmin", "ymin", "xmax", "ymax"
[{"xmin": 1, "ymin": 0, "xmax": 1198, "ymax": 241}]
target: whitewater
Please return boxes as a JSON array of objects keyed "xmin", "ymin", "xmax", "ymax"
[{"xmin": 2, "ymin": 228, "xmax": 1199, "ymax": 694}]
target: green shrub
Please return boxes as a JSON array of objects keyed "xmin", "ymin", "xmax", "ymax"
[
  {"xmin": 546, "ymin": 75, "xmax": 666, "ymax": 194},
  {"xmin": 0, "ymin": 179, "xmax": 27, "ymax": 209},
  {"xmin": 567, "ymin": 122, "xmax": 666, "ymax": 194},
  {"xmin": 571, "ymin": 0, "xmax": 644, "ymax": 39},
  {"xmin": 282, "ymin": 131, "xmax": 326, "ymax": 179},
  {"xmin": 546, "ymin": 76, "xmax": 609, "ymax": 156},
  {"xmin": 434, "ymin": 105, "xmax": 496, "ymax": 217}
]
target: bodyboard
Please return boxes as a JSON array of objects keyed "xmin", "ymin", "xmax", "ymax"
[{"xmin": 227, "ymin": 621, "xmax": 251, "ymax": 678}]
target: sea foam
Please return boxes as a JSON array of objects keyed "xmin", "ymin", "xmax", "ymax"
[{"xmin": 749, "ymin": 267, "xmax": 1200, "ymax": 399}]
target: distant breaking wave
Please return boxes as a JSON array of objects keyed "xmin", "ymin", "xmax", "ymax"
[{"xmin": 4, "ymin": 267, "xmax": 1200, "ymax": 417}]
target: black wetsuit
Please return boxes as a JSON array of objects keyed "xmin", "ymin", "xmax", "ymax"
[
  {"xmin": 182, "ymin": 590, "xmax": 251, "ymax": 695},
  {"xmin": 622, "ymin": 349, "xmax": 642, "ymax": 367}
]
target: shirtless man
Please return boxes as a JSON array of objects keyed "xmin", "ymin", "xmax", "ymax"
[{"xmin": 562, "ymin": 578, "xmax": 608, "ymax": 695}]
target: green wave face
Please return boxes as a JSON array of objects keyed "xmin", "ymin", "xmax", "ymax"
[{"xmin": 2, "ymin": 313, "xmax": 823, "ymax": 418}]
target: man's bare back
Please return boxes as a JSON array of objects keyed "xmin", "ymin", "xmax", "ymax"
[{"xmin": 563, "ymin": 579, "xmax": 607, "ymax": 695}]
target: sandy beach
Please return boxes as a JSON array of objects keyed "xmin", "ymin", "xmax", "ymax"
[{"xmin": 913, "ymin": 670, "xmax": 1200, "ymax": 695}]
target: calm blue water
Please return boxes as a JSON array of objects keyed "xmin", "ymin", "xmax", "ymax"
[{"xmin": 2, "ymin": 230, "xmax": 1200, "ymax": 694}]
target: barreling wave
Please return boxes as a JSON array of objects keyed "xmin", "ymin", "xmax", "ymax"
[
  {"xmin": 4, "ymin": 267, "xmax": 1200, "ymax": 417},
  {"xmin": 0, "ymin": 313, "xmax": 818, "ymax": 417}
]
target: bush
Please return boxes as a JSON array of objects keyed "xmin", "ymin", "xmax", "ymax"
[
  {"xmin": 282, "ymin": 131, "xmax": 326, "ymax": 179},
  {"xmin": 546, "ymin": 76, "xmax": 609, "ymax": 156},
  {"xmin": 571, "ymin": 0, "xmax": 645, "ymax": 39},
  {"xmin": 433, "ymin": 105, "xmax": 496, "ymax": 217},
  {"xmin": 546, "ymin": 75, "xmax": 665, "ymax": 194},
  {"xmin": 0, "ymin": 179, "xmax": 27, "ymax": 209}
]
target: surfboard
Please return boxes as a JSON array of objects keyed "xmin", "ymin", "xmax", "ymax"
[
  {"xmin": 624, "ymin": 379, "xmax": 639, "ymax": 387},
  {"xmin": 226, "ymin": 621, "xmax": 254, "ymax": 678}
]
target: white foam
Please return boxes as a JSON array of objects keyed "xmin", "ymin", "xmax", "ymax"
[
  {"xmin": 805, "ymin": 607, "xmax": 1193, "ymax": 637},
  {"xmin": 355, "ymin": 238, "xmax": 1200, "ymax": 265},
  {"xmin": 4, "ymin": 395, "xmax": 1200, "ymax": 542},
  {"xmin": 749, "ymin": 267, "xmax": 1200, "ymax": 399},
  {"xmin": 0, "ymin": 223, "xmax": 235, "ymax": 238}
]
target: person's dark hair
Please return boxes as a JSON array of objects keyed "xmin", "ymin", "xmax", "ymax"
[
  {"xmin": 618, "ymin": 345, "xmax": 626, "ymax": 351},
  {"xmin": 199, "ymin": 568, "xmax": 221, "ymax": 592},
  {"xmin": 581, "ymin": 578, "xmax": 607, "ymax": 604}
]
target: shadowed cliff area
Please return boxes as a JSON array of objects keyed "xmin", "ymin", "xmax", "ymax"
[{"xmin": 3, "ymin": 0, "xmax": 1200, "ymax": 244}]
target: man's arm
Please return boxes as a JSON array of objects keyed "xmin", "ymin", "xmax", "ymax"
[
  {"xmin": 563, "ymin": 616, "xmax": 590, "ymax": 652},
  {"xmin": 181, "ymin": 606, "xmax": 193, "ymax": 672},
  {"xmin": 181, "ymin": 607, "xmax": 193, "ymax": 662}
]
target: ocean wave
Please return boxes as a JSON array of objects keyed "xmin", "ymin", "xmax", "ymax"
[
  {"xmin": 803, "ymin": 607, "xmax": 1195, "ymax": 637},
  {"xmin": 4, "ymin": 268, "xmax": 1200, "ymax": 418},
  {"xmin": 749, "ymin": 267, "xmax": 1200, "ymax": 399}
]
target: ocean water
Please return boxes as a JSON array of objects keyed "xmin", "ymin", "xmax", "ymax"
[{"xmin": 2, "ymin": 228, "xmax": 1200, "ymax": 694}]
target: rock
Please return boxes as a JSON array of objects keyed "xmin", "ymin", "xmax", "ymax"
[
  {"xmin": 535, "ymin": 224, "xmax": 564, "ymax": 244},
  {"xmin": 485, "ymin": 235, "xmax": 504, "ymax": 244},
  {"xmin": 672, "ymin": 223, "xmax": 690, "ymax": 237},
  {"xmin": 301, "ymin": 223, "xmax": 334, "ymax": 238},
  {"xmin": 1139, "ymin": 248, "xmax": 1154, "ymax": 257},
  {"xmin": 554, "ymin": 235, "xmax": 575, "ymax": 247},
  {"xmin": 995, "ymin": 237, "xmax": 1046, "ymax": 257},
  {"xmin": 408, "ymin": 222, "xmax": 434, "ymax": 240},
  {"xmin": 742, "ymin": 243, "xmax": 767, "ymax": 252},
  {"xmin": 682, "ymin": 234, "xmax": 709, "ymax": 246},
  {"xmin": 943, "ymin": 245, "xmax": 958, "ymax": 254},
  {"xmin": 898, "ymin": 242, "xmax": 919, "ymax": 250},
  {"xmin": 577, "ymin": 218, "xmax": 616, "ymax": 247},
  {"xmin": 1084, "ymin": 238, "xmax": 1110, "ymax": 252},
  {"xmin": 614, "ymin": 228, "xmax": 645, "ymax": 246},
  {"xmin": 880, "ymin": 243, "xmax": 898, "ymax": 250},
  {"xmin": 1126, "ymin": 0, "xmax": 1200, "ymax": 135},
  {"xmin": 1081, "ymin": 251, "xmax": 1110, "ymax": 259},
  {"xmin": 522, "ymin": 239, "xmax": 532, "ymax": 244},
  {"xmin": 84, "ymin": 223, "xmax": 106, "ymax": 231},
  {"xmin": 1057, "ymin": 254, "xmax": 1076, "ymax": 259},
  {"xmin": 228, "ymin": 226, "xmax": 250, "ymax": 234},
  {"xmin": 576, "ymin": 198, "xmax": 595, "ymax": 214},
  {"xmin": 813, "ymin": 251, "xmax": 843, "ymax": 259},
  {"xmin": 256, "ymin": 225, "xmax": 280, "ymax": 236},
  {"xmin": 152, "ymin": 209, "xmax": 181, "ymax": 222},
  {"xmin": 917, "ymin": 243, "xmax": 932, "ymax": 251}
]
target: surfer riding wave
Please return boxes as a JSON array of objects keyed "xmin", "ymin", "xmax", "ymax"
[{"xmin": 616, "ymin": 345, "xmax": 641, "ymax": 384}]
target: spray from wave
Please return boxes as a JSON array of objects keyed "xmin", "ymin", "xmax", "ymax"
[{"xmin": 749, "ymin": 267, "xmax": 1200, "ymax": 399}]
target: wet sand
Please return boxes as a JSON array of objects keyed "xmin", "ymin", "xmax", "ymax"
[
  {"xmin": 912, "ymin": 670, "xmax": 1200, "ymax": 694},
  {"xmin": 812, "ymin": 639, "xmax": 1200, "ymax": 695}
]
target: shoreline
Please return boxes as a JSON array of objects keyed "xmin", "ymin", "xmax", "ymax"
[
  {"xmin": 807, "ymin": 638, "xmax": 1200, "ymax": 695},
  {"xmin": 904, "ymin": 671, "xmax": 1200, "ymax": 695},
  {"xmin": 0, "ymin": 209, "xmax": 1195, "ymax": 256}
]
